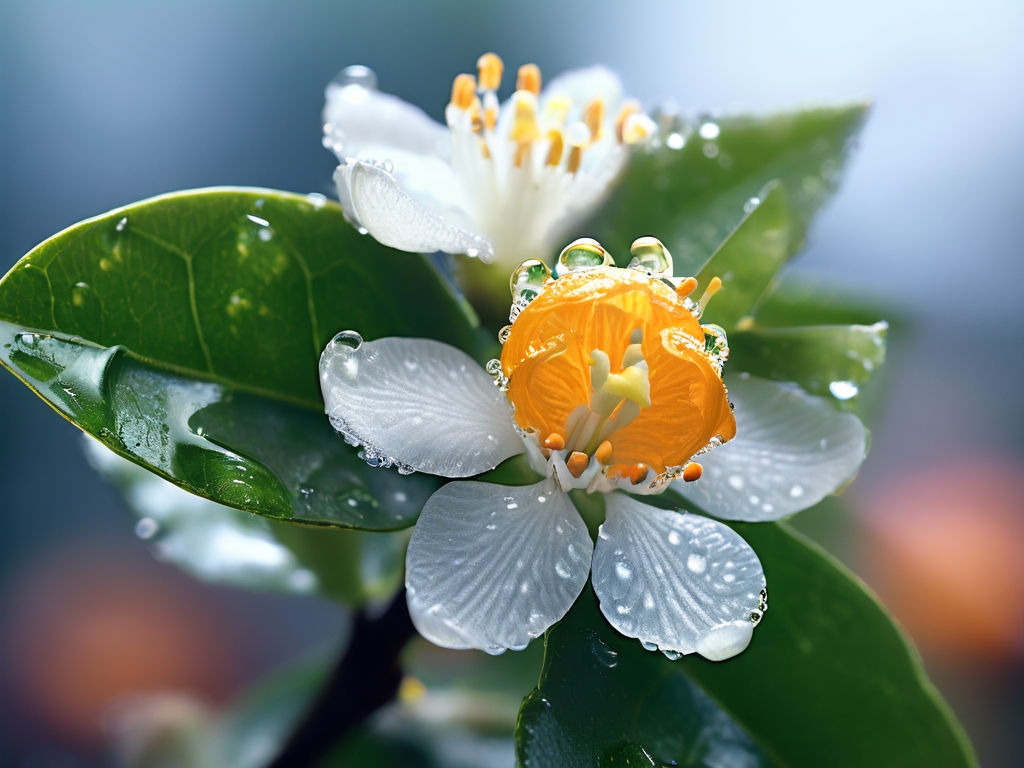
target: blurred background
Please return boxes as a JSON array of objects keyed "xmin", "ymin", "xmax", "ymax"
[{"xmin": 1, "ymin": 0, "xmax": 1021, "ymax": 765}]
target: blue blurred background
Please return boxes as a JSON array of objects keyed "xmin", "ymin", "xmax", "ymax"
[{"xmin": 1, "ymin": 0, "xmax": 1022, "ymax": 765}]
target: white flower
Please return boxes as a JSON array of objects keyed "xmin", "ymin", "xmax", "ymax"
[
  {"xmin": 323, "ymin": 54, "xmax": 655, "ymax": 267},
  {"xmin": 319, "ymin": 240, "xmax": 867, "ymax": 661}
]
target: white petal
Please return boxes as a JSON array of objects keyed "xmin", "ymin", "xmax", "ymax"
[
  {"xmin": 320, "ymin": 336, "xmax": 521, "ymax": 477},
  {"xmin": 323, "ymin": 81, "xmax": 450, "ymax": 160},
  {"xmin": 334, "ymin": 162, "xmax": 494, "ymax": 261},
  {"xmin": 677, "ymin": 375, "xmax": 868, "ymax": 522},
  {"xmin": 541, "ymin": 65, "xmax": 624, "ymax": 112},
  {"xmin": 593, "ymin": 493, "xmax": 765, "ymax": 661},
  {"xmin": 406, "ymin": 480, "xmax": 592, "ymax": 654}
]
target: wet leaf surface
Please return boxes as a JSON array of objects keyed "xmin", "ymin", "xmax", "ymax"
[{"xmin": 0, "ymin": 188, "xmax": 477, "ymax": 528}]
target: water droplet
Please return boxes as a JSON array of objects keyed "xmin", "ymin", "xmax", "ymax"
[
  {"xmin": 135, "ymin": 517, "xmax": 158, "ymax": 539},
  {"xmin": 727, "ymin": 474, "xmax": 744, "ymax": 490},
  {"xmin": 829, "ymin": 380, "xmax": 859, "ymax": 400},
  {"xmin": 640, "ymin": 640, "xmax": 658, "ymax": 651},
  {"xmin": 510, "ymin": 258, "xmax": 551, "ymax": 299},
  {"xmin": 71, "ymin": 282, "xmax": 91, "ymax": 308},
  {"xmin": 698, "ymin": 121, "xmax": 720, "ymax": 140},
  {"xmin": 307, "ymin": 192, "xmax": 327, "ymax": 209},
  {"xmin": 695, "ymin": 621, "xmax": 754, "ymax": 661},
  {"xmin": 465, "ymin": 247, "xmax": 479, "ymax": 259},
  {"xmin": 661, "ymin": 649, "xmax": 682, "ymax": 661},
  {"xmin": 257, "ymin": 227, "xmax": 273, "ymax": 242},
  {"xmin": 555, "ymin": 560, "xmax": 571, "ymax": 579},
  {"xmin": 743, "ymin": 197, "xmax": 761, "ymax": 213},
  {"xmin": 356, "ymin": 226, "xmax": 369, "ymax": 236},
  {"xmin": 789, "ymin": 484, "xmax": 804, "ymax": 498},
  {"xmin": 556, "ymin": 238, "xmax": 612, "ymax": 277},
  {"xmin": 115, "ymin": 216, "xmax": 128, "ymax": 232},
  {"xmin": 331, "ymin": 330, "xmax": 363, "ymax": 349},
  {"xmin": 643, "ymin": 592, "xmax": 655, "ymax": 609},
  {"xmin": 615, "ymin": 562, "xmax": 632, "ymax": 580},
  {"xmin": 665, "ymin": 132, "xmax": 685, "ymax": 150},
  {"xmin": 497, "ymin": 325, "xmax": 512, "ymax": 344},
  {"xmin": 667, "ymin": 530, "xmax": 681, "ymax": 545},
  {"xmin": 687, "ymin": 553, "xmax": 707, "ymax": 573},
  {"xmin": 246, "ymin": 214, "xmax": 270, "ymax": 228},
  {"xmin": 332, "ymin": 64, "xmax": 378, "ymax": 91},
  {"xmin": 702, "ymin": 142, "xmax": 719, "ymax": 159},
  {"xmin": 628, "ymin": 236, "xmax": 673, "ymax": 276},
  {"xmin": 723, "ymin": 572, "xmax": 736, "ymax": 583}
]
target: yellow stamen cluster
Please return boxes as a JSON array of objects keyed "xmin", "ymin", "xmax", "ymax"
[{"xmin": 445, "ymin": 52, "xmax": 653, "ymax": 171}]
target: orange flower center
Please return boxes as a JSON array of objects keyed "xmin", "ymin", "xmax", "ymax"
[{"xmin": 500, "ymin": 265, "xmax": 736, "ymax": 478}]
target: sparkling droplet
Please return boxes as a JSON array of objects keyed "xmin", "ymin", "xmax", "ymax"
[
  {"xmin": 695, "ymin": 621, "xmax": 754, "ymax": 661},
  {"xmin": 687, "ymin": 553, "xmax": 707, "ymax": 573},
  {"xmin": 554, "ymin": 560, "xmax": 572, "ymax": 579},
  {"xmin": 698, "ymin": 121, "xmax": 720, "ymax": 140},
  {"xmin": 829, "ymin": 380, "xmax": 859, "ymax": 400},
  {"xmin": 665, "ymin": 132, "xmax": 685, "ymax": 150},
  {"xmin": 331, "ymin": 330, "xmax": 363, "ymax": 349},
  {"xmin": 556, "ymin": 238, "xmax": 612, "ymax": 277},
  {"xmin": 115, "ymin": 216, "xmax": 128, "ymax": 232},
  {"xmin": 743, "ymin": 197, "xmax": 761, "ymax": 213},
  {"xmin": 135, "ymin": 517, "xmax": 158, "ymax": 539},
  {"xmin": 789, "ymin": 484, "xmax": 805, "ymax": 499},
  {"xmin": 628, "ymin": 236, "xmax": 673, "ymax": 276},
  {"xmin": 510, "ymin": 258, "xmax": 551, "ymax": 299},
  {"xmin": 615, "ymin": 562, "xmax": 632, "ymax": 580},
  {"xmin": 497, "ymin": 325, "xmax": 512, "ymax": 343},
  {"xmin": 332, "ymin": 64, "xmax": 378, "ymax": 91}
]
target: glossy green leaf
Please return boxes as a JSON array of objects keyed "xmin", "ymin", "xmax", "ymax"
[
  {"xmin": 588, "ymin": 103, "xmax": 868, "ymax": 275},
  {"xmin": 695, "ymin": 182, "xmax": 793, "ymax": 329},
  {"xmin": 750, "ymin": 278, "xmax": 893, "ymax": 328},
  {"xmin": 84, "ymin": 437, "xmax": 406, "ymax": 604},
  {"xmin": 728, "ymin": 322, "xmax": 888, "ymax": 400},
  {"xmin": 516, "ymin": 522, "xmax": 976, "ymax": 768},
  {"xmin": 516, "ymin": 584, "xmax": 773, "ymax": 768},
  {"xmin": 0, "ymin": 188, "xmax": 477, "ymax": 528}
]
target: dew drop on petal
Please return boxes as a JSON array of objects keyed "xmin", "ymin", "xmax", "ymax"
[
  {"xmin": 687, "ymin": 553, "xmax": 707, "ymax": 574},
  {"xmin": 829, "ymin": 380, "xmax": 859, "ymax": 400},
  {"xmin": 333, "ymin": 64, "xmax": 378, "ymax": 91},
  {"xmin": 695, "ymin": 621, "xmax": 754, "ymax": 661}
]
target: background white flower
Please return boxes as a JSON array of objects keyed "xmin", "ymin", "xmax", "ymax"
[{"xmin": 323, "ymin": 54, "xmax": 655, "ymax": 267}]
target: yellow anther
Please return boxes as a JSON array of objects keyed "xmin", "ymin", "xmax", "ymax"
[
  {"xmin": 516, "ymin": 63, "xmax": 542, "ymax": 95},
  {"xmin": 595, "ymin": 440, "xmax": 614, "ymax": 465},
  {"xmin": 736, "ymin": 316, "xmax": 755, "ymax": 331},
  {"xmin": 544, "ymin": 95, "xmax": 571, "ymax": 127},
  {"xmin": 675, "ymin": 276, "xmax": 698, "ymax": 299},
  {"xmin": 696, "ymin": 276, "xmax": 723, "ymax": 315},
  {"xmin": 545, "ymin": 129, "xmax": 564, "ymax": 166},
  {"xmin": 476, "ymin": 52, "xmax": 504, "ymax": 91},
  {"xmin": 582, "ymin": 98, "xmax": 604, "ymax": 143},
  {"xmin": 682, "ymin": 461, "xmax": 703, "ymax": 482},
  {"xmin": 615, "ymin": 100, "xmax": 641, "ymax": 142},
  {"xmin": 628, "ymin": 463, "xmax": 649, "ymax": 484},
  {"xmin": 479, "ymin": 138, "xmax": 492, "ymax": 159},
  {"xmin": 543, "ymin": 432, "xmax": 566, "ymax": 451},
  {"xmin": 450, "ymin": 73, "xmax": 477, "ymax": 110},
  {"xmin": 567, "ymin": 145, "xmax": 583, "ymax": 174},
  {"xmin": 567, "ymin": 451, "xmax": 590, "ymax": 477},
  {"xmin": 483, "ymin": 105, "xmax": 498, "ymax": 131},
  {"xmin": 510, "ymin": 92, "xmax": 541, "ymax": 144},
  {"xmin": 602, "ymin": 366, "xmax": 651, "ymax": 409},
  {"xmin": 621, "ymin": 113, "xmax": 656, "ymax": 145}
]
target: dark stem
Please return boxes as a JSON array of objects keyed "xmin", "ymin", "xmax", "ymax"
[{"xmin": 266, "ymin": 591, "xmax": 415, "ymax": 768}]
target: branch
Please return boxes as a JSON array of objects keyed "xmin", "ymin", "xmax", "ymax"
[{"xmin": 266, "ymin": 591, "xmax": 415, "ymax": 768}]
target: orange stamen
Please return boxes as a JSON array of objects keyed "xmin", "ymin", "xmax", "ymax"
[
  {"xmin": 476, "ymin": 52, "xmax": 503, "ymax": 91},
  {"xmin": 450, "ymin": 73, "xmax": 476, "ymax": 110},
  {"xmin": 545, "ymin": 129, "xmax": 564, "ymax": 167},
  {"xmin": 616, "ymin": 100, "xmax": 641, "ymax": 143},
  {"xmin": 675, "ymin": 276, "xmax": 698, "ymax": 299},
  {"xmin": 697, "ymin": 276, "xmax": 723, "ymax": 315},
  {"xmin": 682, "ymin": 461, "xmax": 703, "ymax": 482},
  {"xmin": 516, "ymin": 63, "xmax": 542, "ymax": 95},
  {"xmin": 567, "ymin": 451, "xmax": 589, "ymax": 477},
  {"xmin": 582, "ymin": 98, "xmax": 604, "ymax": 143},
  {"xmin": 543, "ymin": 432, "xmax": 566, "ymax": 450},
  {"xmin": 567, "ymin": 145, "xmax": 583, "ymax": 174},
  {"xmin": 595, "ymin": 440, "xmax": 614, "ymax": 465},
  {"xmin": 629, "ymin": 463, "xmax": 649, "ymax": 484}
]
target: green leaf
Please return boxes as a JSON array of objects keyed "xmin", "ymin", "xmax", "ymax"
[
  {"xmin": 85, "ymin": 437, "xmax": 406, "ymax": 604},
  {"xmin": 750, "ymin": 278, "xmax": 893, "ymax": 328},
  {"xmin": 516, "ymin": 523, "xmax": 976, "ymax": 768},
  {"xmin": 515, "ymin": 584, "xmax": 773, "ymax": 767},
  {"xmin": 0, "ymin": 188, "xmax": 478, "ymax": 528},
  {"xmin": 588, "ymin": 103, "xmax": 869, "ymax": 275},
  {"xmin": 728, "ymin": 322, "xmax": 888, "ymax": 400},
  {"xmin": 695, "ymin": 182, "xmax": 794, "ymax": 328}
]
